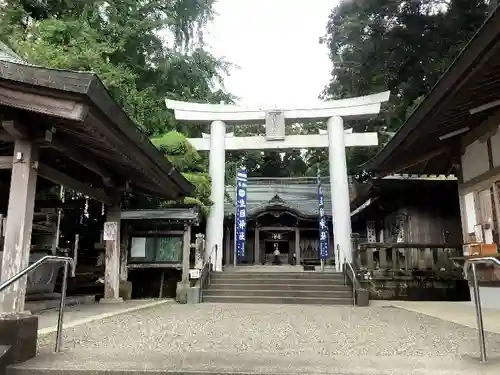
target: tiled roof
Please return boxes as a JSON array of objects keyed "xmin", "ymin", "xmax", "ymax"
[{"xmin": 224, "ymin": 177, "xmax": 333, "ymax": 217}]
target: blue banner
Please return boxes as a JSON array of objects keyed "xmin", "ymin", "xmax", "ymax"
[
  {"xmin": 235, "ymin": 169, "xmax": 248, "ymax": 260},
  {"xmin": 317, "ymin": 173, "xmax": 329, "ymax": 260}
]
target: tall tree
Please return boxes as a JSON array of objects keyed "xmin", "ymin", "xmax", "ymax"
[{"xmin": 318, "ymin": 0, "xmax": 491, "ymax": 179}]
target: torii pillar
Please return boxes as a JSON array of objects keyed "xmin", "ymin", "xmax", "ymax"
[{"xmin": 166, "ymin": 92, "xmax": 390, "ymax": 272}]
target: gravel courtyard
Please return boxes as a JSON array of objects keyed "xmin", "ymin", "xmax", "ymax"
[
  {"xmin": 37, "ymin": 303, "xmax": 500, "ymax": 357},
  {"xmin": 11, "ymin": 303, "xmax": 500, "ymax": 374}
]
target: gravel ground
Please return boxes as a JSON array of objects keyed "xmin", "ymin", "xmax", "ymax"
[{"xmin": 37, "ymin": 303, "xmax": 500, "ymax": 358}]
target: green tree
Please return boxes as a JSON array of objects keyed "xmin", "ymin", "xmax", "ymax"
[
  {"xmin": 318, "ymin": 0, "xmax": 491, "ymax": 179},
  {"xmin": 151, "ymin": 131, "xmax": 212, "ymax": 214}
]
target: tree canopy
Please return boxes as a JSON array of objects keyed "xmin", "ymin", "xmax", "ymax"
[{"xmin": 317, "ymin": 0, "xmax": 492, "ymax": 179}]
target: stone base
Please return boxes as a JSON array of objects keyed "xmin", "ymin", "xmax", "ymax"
[
  {"xmin": 356, "ymin": 288, "xmax": 369, "ymax": 307},
  {"xmin": 99, "ymin": 297, "xmax": 124, "ymax": 305},
  {"xmin": 0, "ymin": 313, "xmax": 38, "ymax": 375},
  {"xmin": 119, "ymin": 281, "xmax": 133, "ymax": 301},
  {"xmin": 176, "ymin": 281, "xmax": 189, "ymax": 304}
]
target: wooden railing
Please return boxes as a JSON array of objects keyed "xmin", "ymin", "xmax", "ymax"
[{"xmin": 355, "ymin": 242, "xmax": 463, "ymax": 274}]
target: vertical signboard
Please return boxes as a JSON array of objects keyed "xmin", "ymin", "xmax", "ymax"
[
  {"xmin": 317, "ymin": 173, "xmax": 329, "ymax": 260},
  {"xmin": 235, "ymin": 169, "xmax": 248, "ymax": 261}
]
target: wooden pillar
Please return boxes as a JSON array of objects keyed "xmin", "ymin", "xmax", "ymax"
[
  {"xmin": 254, "ymin": 228, "xmax": 260, "ymax": 264},
  {"xmin": 182, "ymin": 224, "xmax": 191, "ymax": 283},
  {"xmin": 0, "ymin": 141, "xmax": 39, "ymax": 313},
  {"xmin": 119, "ymin": 224, "xmax": 129, "ymax": 282},
  {"xmin": 295, "ymin": 228, "xmax": 301, "ymax": 266},
  {"xmin": 103, "ymin": 202, "xmax": 122, "ymax": 301}
]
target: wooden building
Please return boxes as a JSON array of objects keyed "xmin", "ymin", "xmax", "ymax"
[
  {"xmin": 121, "ymin": 207, "xmax": 200, "ymax": 299},
  {"xmin": 351, "ymin": 175, "xmax": 462, "ymax": 244},
  {"xmin": 367, "ymin": 6, "xmax": 500, "ymax": 307},
  {"xmin": 0, "ymin": 49, "xmax": 192, "ymax": 313},
  {"xmin": 222, "ymin": 177, "xmax": 334, "ymax": 267}
]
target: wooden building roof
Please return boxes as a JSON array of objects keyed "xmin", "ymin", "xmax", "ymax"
[
  {"xmin": 0, "ymin": 58, "xmax": 193, "ymax": 202},
  {"xmin": 367, "ymin": 6, "xmax": 500, "ymax": 176},
  {"xmin": 350, "ymin": 175, "xmax": 459, "ymax": 220},
  {"xmin": 121, "ymin": 206, "xmax": 200, "ymax": 225}
]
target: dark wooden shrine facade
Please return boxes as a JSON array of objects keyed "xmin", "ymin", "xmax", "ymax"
[
  {"xmin": 0, "ymin": 59, "xmax": 192, "ymax": 314},
  {"xmin": 222, "ymin": 195, "xmax": 334, "ymax": 266}
]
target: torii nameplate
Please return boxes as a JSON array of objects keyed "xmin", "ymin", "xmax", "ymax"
[{"xmin": 265, "ymin": 110, "xmax": 285, "ymax": 141}]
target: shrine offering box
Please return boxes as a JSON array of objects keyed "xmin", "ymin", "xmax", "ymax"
[{"xmin": 463, "ymin": 243, "xmax": 499, "ymax": 257}]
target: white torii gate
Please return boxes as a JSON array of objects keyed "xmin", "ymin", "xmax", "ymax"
[{"xmin": 166, "ymin": 91, "xmax": 390, "ymax": 271}]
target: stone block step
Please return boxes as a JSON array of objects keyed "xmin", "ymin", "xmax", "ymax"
[
  {"xmin": 213, "ymin": 272, "xmax": 344, "ymax": 279},
  {"xmin": 210, "ymin": 277, "xmax": 345, "ymax": 285},
  {"xmin": 202, "ymin": 295, "xmax": 353, "ymax": 305},
  {"xmin": 203, "ymin": 289, "xmax": 353, "ymax": 298},
  {"xmin": 208, "ymin": 283, "xmax": 350, "ymax": 291}
]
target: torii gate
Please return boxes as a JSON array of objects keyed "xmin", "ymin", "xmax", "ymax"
[{"xmin": 166, "ymin": 91, "xmax": 390, "ymax": 271}]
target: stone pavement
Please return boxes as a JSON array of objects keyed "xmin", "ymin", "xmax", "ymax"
[
  {"xmin": 373, "ymin": 300, "xmax": 500, "ymax": 334},
  {"xmin": 10, "ymin": 303, "xmax": 500, "ymax": 374},
  {"xmin": 37, "ymin": 299, "xmax": 173, "ymax": 334}
]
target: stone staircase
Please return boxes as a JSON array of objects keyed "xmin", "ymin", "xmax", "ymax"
[{"xmin": 202, "ymin": 271, "xmax": 353, "ymax": 305}]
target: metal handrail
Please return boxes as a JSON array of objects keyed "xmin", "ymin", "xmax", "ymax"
[
  {"xmin": 338, "ymin": 245, "xmax": 360, "ymax": 305},
  {"xmin": 198, "ymin": 244, "xmax": 217, "ymax": 301},
  {"xmin": 463, "ymin": 256, "xmax": 500, "ymax": 363},
  {"xmin": 0, "ymin": 255, "xmax": 74, "ymax": 352}
]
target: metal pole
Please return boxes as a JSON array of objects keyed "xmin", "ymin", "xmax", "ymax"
[
  {"xmin": 214, "ymin": 244, "xmax": 218, "ymax": 273},
  {"xmin": 233, "ymin": 222, "xmax": 237, "ymax": 268},
  {"xmin": 471, "ymin": 263, "xmax": 487, "ymax": 363},
  {"xmin": 55, "ymin": 261, "xmax": 69, "ymax": 352}
]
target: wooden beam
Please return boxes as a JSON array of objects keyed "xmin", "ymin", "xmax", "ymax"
[
  {"xmin": 391, "ymin": 147, "xmax": 449, "ymax": 174},
  {"xmin": 2, "ymin": 120, "xmax": 29, "ymax": 140},
  {"xmin": 42, "ymin": 134, "xmax": 114, "ymax": 187},
  {"xmin": 37, "ymin": 163, "xmax": 112, "ymax": 204},
  {"xmin": 0, "ymin": 129, "xmax": 13, "ymax": 142},
  {"xmin": 0, "ymin": 156, "xmax": 12, "ymax": 169},
  {"xmin": 461, "ymin": 108, "xmax": 500, "ymax": 149}
]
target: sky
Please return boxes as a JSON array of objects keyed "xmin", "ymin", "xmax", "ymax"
[{"xmin": 203, "ymin": 0, "xmax": 337, "ymax": 108}]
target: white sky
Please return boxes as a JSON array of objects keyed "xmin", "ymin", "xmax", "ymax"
[{"xmin": 204, "ymin": 0, "xmax": 337, "ymax": 108}]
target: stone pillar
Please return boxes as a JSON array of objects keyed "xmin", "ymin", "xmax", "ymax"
[
  {"xmin": 205, "ymin": 120, "xmax": 225, "ymax": 272},
  {"xmin": 254, "ymin": 228, "xmax": 260, "ymax": 264},
  {"xmin": 195, "ymin": 233, "xmax": 205, "ymax": 269},
  {"xmin": 224, "ymin": 228, "xmax": 230, "ymax": 266},
  {"xmin": 295, "ymin": 227, "xmax": 301, "ymax": 266},
  {"xmin": 102, "ymin": 203, "xmax": 122, "ymax": 302},
  {"xmin": 327, "ymin": 116, "xmax": 352, "ymax": 271},
  {"xmin": 182, "ymin": 225, "xmax": 191, "ymax": 283},
  {"xmin": 0, "ymin": 141, "xmax": 39, "ymax": 313}
]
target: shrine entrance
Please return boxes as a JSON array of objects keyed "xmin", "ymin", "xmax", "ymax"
[{"xmin": 166, "ymin": 92, "xmax": 390, "ymax": 271}]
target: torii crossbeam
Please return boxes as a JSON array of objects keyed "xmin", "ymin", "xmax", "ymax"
[{"xmin": 166, "ymin": 91, "xmax": 390, "ymax": 271}]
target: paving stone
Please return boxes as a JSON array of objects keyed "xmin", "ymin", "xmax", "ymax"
[{"xmin": 9, "ymin": 303, "xmax": 500, "ymax": 374}]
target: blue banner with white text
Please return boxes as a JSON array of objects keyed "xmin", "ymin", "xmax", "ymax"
[
  {"xmin": 235, "ymin": 169, "xmax": 248, "ymax": 260},
  {"xmin": 317, "ymin": 173, "xmax": 329, "ymax": 260}
]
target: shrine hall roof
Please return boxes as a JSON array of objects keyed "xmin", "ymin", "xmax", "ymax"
[
  {"xmin": 224, "ymin": 176, "xmax": 333, "ymax": 218},
  {"xmin": 0, "ymin": 50, "xmax": 192, "ymax": 201}
]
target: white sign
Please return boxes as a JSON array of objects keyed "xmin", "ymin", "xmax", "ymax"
[
  {"xmin": 189, "ymin": 269, "xmax": 201, "ymax": 279},
  {"xmin": 130, "ymin": 237, "xmax": 146, "ymax": 258},
  {"xmin": 103, "ymin": 221, "xmax": 118, "ymax": 241}
]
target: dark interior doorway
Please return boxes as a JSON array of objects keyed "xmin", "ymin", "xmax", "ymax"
[
  {"xmin": 264, "ymin": 240, "xmax": 289, "ymax": 264},
  {"xmin": 265, "ymin": 240, "xmax": 288, "ymax": 254}
]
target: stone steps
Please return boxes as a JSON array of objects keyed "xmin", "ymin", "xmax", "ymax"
[
  {"xmin": 8, "ymin": 350, "xmax": 496, "ymax": 375},
  {"xmin": 208, "ymin": 283, "xmax": 350, "ymax": 291},
  {"xmin": 204, "ymin": 271, "xmax": 353, "ymax": 305},
  {"xmin": 204, "ymin": 289, "xmax": 353, "ymax": 298}
]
